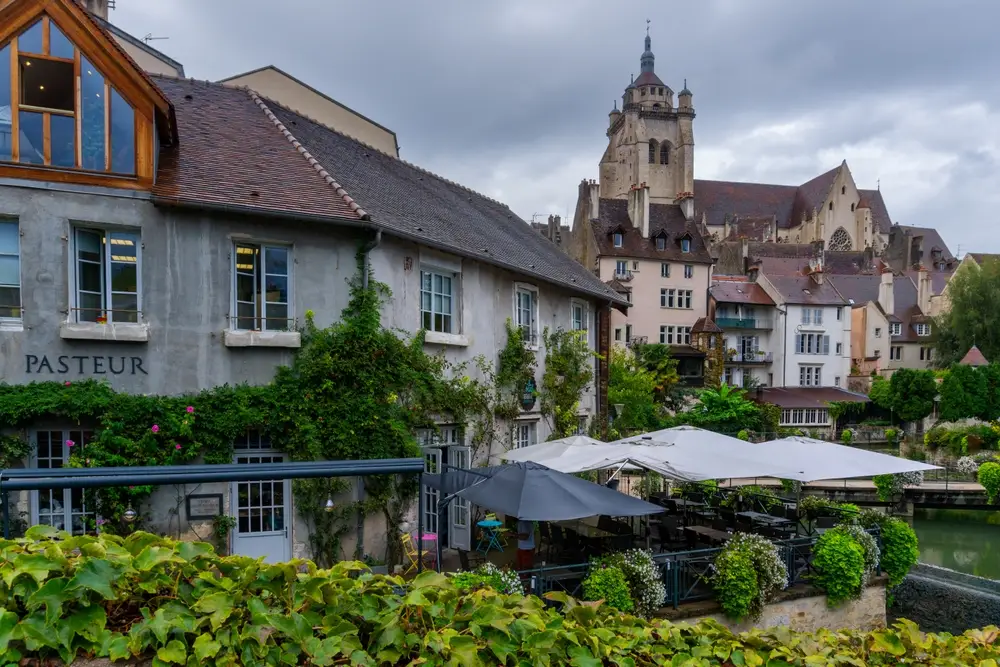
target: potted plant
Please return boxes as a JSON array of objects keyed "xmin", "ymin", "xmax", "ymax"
[
  {"xmin": 363, "ymin": 554, "xmax": 388, "ymax": 575},
  {"xmin": 727, "ymin": 348, "xmax": 738, "ymax": 360}
]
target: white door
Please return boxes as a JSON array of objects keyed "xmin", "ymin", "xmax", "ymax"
[
  {"xmin": 231, "ymin": 445, "xmax": 291, "ymax": 562},
  {"xmin": 31, "ymin": 429, "xmax": 95, "ymax": 535},
  {"xmin": 422, "ymin": 448, "xmax": 441, "ymax": 536},
  {"xmin": 448, "ymin": 446, "xmax": 472, "ymax": 550}
]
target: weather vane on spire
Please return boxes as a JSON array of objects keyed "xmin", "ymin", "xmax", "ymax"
[{"xmin": 646, "ymin": 18, "xmax": 651, "ymax": 36}]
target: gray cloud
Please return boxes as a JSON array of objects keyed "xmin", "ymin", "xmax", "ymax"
[{"xmin": 113, "ymin": 0, "xmax": 1000, "ymax": 251}]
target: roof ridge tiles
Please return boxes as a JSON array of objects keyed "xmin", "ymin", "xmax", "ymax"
[
  {"xmin": 245, "ymin": 88, "xmax": 369, "ymax": 220},
  {"xmin": 251, "ymin": 94, "xmax": 510, "ymax": 210}
]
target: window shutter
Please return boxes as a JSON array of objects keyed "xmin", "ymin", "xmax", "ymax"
[
  {"xmin": 801, "ymin": 309, "xmax": 809, "ymax": 325},
  {"xmin": 795, "ymin": 334, "xmax": 802, "ymax": 353},
  {"xmin": 823, "ymin": 336, "xmax": 830, "ymax": 354}
]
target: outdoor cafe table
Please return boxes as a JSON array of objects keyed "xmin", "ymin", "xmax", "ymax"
[
  {"xmin": 737, "ymin": 511, "xmax": 791, "ymax": 527},
  {"xmin": 684, "ymin": 525, "xmax": 731, "ymax": 547},
  {"xmin": 554, "ymin": 520, "xmax": 617, "ymax": 540}
]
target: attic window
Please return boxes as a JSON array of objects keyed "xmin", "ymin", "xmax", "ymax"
[
  {"xmin": 841, "ymin": 186, "xmax": 845, "ymax": 195},
  {"xmin": 613, "ymin": 232, "xmax": 623, "ymax": 248},
  {"xmin": 828, "ymin": 202, "xmax": 833, "ymax": 211},
  {"xmin": 851, "ymin": 203, "xmax": 855, "ymax": 212},
  {"xmin": 0, "ymin": 17, "xmax": 137, "ymax": 174},
  {"xmin": 656, "ymin": 236, "xmax": 665, "ymax": 251},
  {"xmin": 680, "ymin": 238, "xmax": 691, "ymax": 253}
]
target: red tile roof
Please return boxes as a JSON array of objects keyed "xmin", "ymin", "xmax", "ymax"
[
  {"xmin": 757, "ymin": 387, "xmax": 869, "ymax": 409},
  {"xmin": 150, "ymin": 76, "xmax": 365, "ymax": 222},
  {"xmin": 710, "ymin": 279, "xmax": 775, "ymax": 306},
  {"xmin": 960, "ymin": 345, "xmax": 990, "ymax": 367}
]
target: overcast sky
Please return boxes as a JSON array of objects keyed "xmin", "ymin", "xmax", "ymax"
[{"xmin": 113, "ymin": 0, "xmax": 999, "ymax": 255}]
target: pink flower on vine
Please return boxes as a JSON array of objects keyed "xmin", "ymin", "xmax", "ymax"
[
  {"xmin": 175, "ymin": 443, "xmax": 182, "ymax": 450},
  {"xmin": 129, "ymin": 486, "xmax": 135, "ymax": 490},
  {"xmin": 64, "ymin": 381, "xmax": 72, "ymax": 387},
  {"xmin": 96, "ymin": 518, "xmax": 106, "ymax": 526},
  {"xmin": 65, "ymin": 439, "xmax": 75, "ymax": 448},
  {"xmin": 151, "ymin": 425, "xmax": 159, "ymax": 433},
  {"xmin": 186, "ymin": 406, "xmax": 194, "ymax": 414}
]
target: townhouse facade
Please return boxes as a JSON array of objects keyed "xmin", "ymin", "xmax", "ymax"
[
  {"xmin": 708, "ymin": 277, "xmax": 778, "ymax": 389},
  {"xmin": 0, "ymin": 0, "xmax": 626, "ymax": 562}
]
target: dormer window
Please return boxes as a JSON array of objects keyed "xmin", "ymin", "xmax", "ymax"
[
  {"xmin": 1, "ymin": 15, "xmax": 141, "ymax": 177},
  {"xmin": 655, "ymin": 236, "xmax": 665, "ymax": 251},
  {"xmin": 680, "ymin": 238, "xmax": 691, "ymax": 253},
  {"xmin": 613, "ymin": 231, "xmax": 623, "ymax": 248}
]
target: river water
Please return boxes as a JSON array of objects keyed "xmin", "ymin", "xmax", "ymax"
[{"xmin": 912, "ymin": 508, "xmax": 1000, "ymax": 580}]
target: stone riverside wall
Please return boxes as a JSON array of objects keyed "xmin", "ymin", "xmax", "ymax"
[
  {"xmin": 889, "ymin": 563, "xmax": 1000, "ymax": 634},
  {"xmin": 656, "ymin": 580, "xmax": 887, "ymax": 633}
]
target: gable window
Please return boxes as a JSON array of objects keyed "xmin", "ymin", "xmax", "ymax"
[
  {"xmin": 1, "ymin": 18, "xmax": 137, "ymax": 174},
  {"xmin": 0, "ymin": 219, "xmax": 21, "ymax": 322},
  {"xmin": 661, "ymin": 262, "xmax": 670, "ymax": 277},
  {"xmin": 32, "ymin": 429, "xmax": 95, "ymax": 535},
  {"xmin": 684, "ymin": 264, "xmax": 694, "ymax": 279},
  {"xmin": 613, "ymin": 231, "xmax": 623, "ymax": 248},
  {"xmin": 656, "ymin": 236, "xmax": 665, "ymax": 251},
  {"xmin": 615, "ymin": 260, "xmax": 628, "ymax": 277},
  {"xmin": 420, "ymin": 268, "xmax": 456, "ymax": 334},
  {"xmin": 72, "ymin": 228, "xmax": 140, "ymax": 324},
  {"xmin": 890, "ymin": 322, "xmax": 902, "ymax": 336},
  {"xmin": 514, "ymin": 284, "xmax": 538, "ymax": 345},
  {"xmin": 233, "ymin": 242, "xmax": 291, "ymax": 331},
  {"xmin": 680, "ymin": 238, "xmax": 691, "ymax": 253},
  {"xmin": 915, "ymin": 323, "xmax": 931, "ymax": 337}
]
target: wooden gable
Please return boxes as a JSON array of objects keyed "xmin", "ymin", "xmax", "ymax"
[{"xmin": 0, "ymin": 0, "xmax": 175, "ymax": 190}]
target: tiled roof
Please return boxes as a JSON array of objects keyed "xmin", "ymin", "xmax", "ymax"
[
  {"xmin": 710, "ymin": 279, "xmax": 775, "ymax": 306},
  {"xmin": 696, "ymin": 167, "xmax": 892, "ymax": 234},
  {"xmin": 757, "ymin": 387, "xmax": 869, "ymax": 409},
  {"xmin": 757, "ymin": 256, "xmax": 810, "ymax": 276},
  {"xmin": 726, "ymin": 216, "xmax": 774, "ymax": 241},
  {"xmin": 904, "ymin": 269, "xmax": 952, "ymax": 296},
  {"xmin": 151, "ymin": 77, "xmax": 363, "ymax": 221},
  {"xmin": 632, "ymin": 71, "xmax": 666, "ymax": 88},
  {"xmin": 960, "ymin": 345, "xmax": 990, "ymax": 367},
  {"xmin": 591, "ymin": 199, "xmax": 713, "ymax": 263},
  {"xmin": 263, "ymin": 103, "xmax": 626, "ymax": 304},
  {"xmin": 763, "ymin": 274, "xmax": 848, "ymax": 306},
  {"xmin": 827, "ymin": 275, "xmax": 881, "ymax": 306},
  {"xmin": 691, "ymin": 317, "xmax": 722, "ymax": 334},
  {"xmin": 824, "ymin": 251, "xmax": 879, "ymax": 275},
  {"xmin": 897, "ymin": 225, "xmax": 956, "ymax": 265}
]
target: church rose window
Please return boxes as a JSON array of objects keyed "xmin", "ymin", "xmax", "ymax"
[{"xmin": 829, "ymin": 227, "xmax": 852, "ymax": 251}]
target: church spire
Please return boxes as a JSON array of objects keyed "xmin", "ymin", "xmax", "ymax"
[{"xmin": 641, "ymin": 20, "xmax": 655, "ymax": 73}]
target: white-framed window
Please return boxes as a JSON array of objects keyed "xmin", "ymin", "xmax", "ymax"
[
  {"xmin": 796, "ymin": 333, "xmax": 830, "ymax": 355},
  {"xmin": 659, "ymin": 325, "xmax": 671, "ymax": 344},
  {"xmin": 836, "ymin": 307, "xmax": 842, "ymax": 321},
  {"xmin": 0, "ymin": 219, "xmax": 20, "ymax": 323},
  {"xmin": 802, "ymin": 308, "xmax": 811, "ymax": 325},
  {"xmin": 680, "ymin": 326, "xmax": 691, "ymax": 345},
  {"xmin": 514, "ymin": 283, "xmax": 539, "ymax": 345},
  {"xmin": 661, "ymin": 263, "xmax": 670, "ymax": 278},
  {"xmin": 233, "ymin": 242, "xmax": 291, "ymax": 331},
  {"xmin": 660, "ymin": 288, "xmax": 674, "ymax": 308},
  {"xmin": 684, "ymin": 264, "xmax": 694, "ymax": 279},
  {"xmin": 835, "ymin": 342, "xmax": 843, "ymax": 355},
  {"xmin": 625, "ymin": 324, "xmax": 632, "ymax": 343},
  {"xmin": 890, "ymin": 346, "xmax": 902, "ymax": 360},
  {"xmin": 515, "ymin": 421, "xmax": 537, "ymax": 449},
  {"xmin": 875, "ymin": 327, "xmax": 882, "ymax": 338},
  {"xmin": 723, "ymin": 367, "xmax": 734, "ymax": 386},
  {"xmin": 570, "ymin": 299, "xmax": 589, "ymax": 333},
  {"xmin": 814, "ymin": 309, "xmax": 823, "ymax": 325},
  {"xmin": 72, "ymin": 227, "xmax": 141, "ymax": 324},
  {"xmin": 615, "ymin": 260, "xmax": 628, "ymax": 277},
  {"xmin": 799, "ymin": 365, "xmax": 822, "ymax": 387},
  {"xmin": 420, "ymin": 268, "xmax": 458, "ymax": 334},
  {"xmin": 680, "ymin": 238, "xmax": 691, "ymax": 253},
  {"xmin": 680, "ymin": 290, "xmax": 692, "ymax": 309},
  {"xmin": 614, "ymin": 328, "xmax": 622, "ymax": 342},
  {"xmin": 613, "ymin": 232, "xmax": 623, "ymax": 248},
  {"xmin": 632, "ymin": 260, "xmax": 640, "ymax": 271},
  {"xmin": 915, "ymin": 323, "xmax": 931, "ymax": 337},
  {"xmin": 625, "ymin": 289, "xmax": 632, "ymax": 304},
  {"xmin": 659, "ymin": 325, "xmax": 690, "ymax": 345},
  {"xmin": 780, "ymin": 408, "xmax": 830, "ymax": 425},
  {"xmin": 920, "ymin": 346, "xmax": 933, "ymax": 361},
  {"xmin": 890, "ymin": 322, "xmax": 902, "ymax": 336},
  {"xmin": 31, "ymin": 429, "xmax": 96, "ymax": 535},
  {"xmin": 835, "ymin": 376, "xmax": 841, "ymax": 387}
]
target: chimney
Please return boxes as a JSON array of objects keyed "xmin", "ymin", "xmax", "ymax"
[
  {"xmin": 680, "ymin": 197, "xmax": 694, "ymax": 220},
  {"xmin": 748, "ymin": 261, "xmax": 760, "ymax": 283},
  {"xmin": 723, "ymin": 214, "xmax": 732, "ymax": 241},
  {"xmin": 627, "ymin": 184, "xmax": 650, "ymax": 238},
  {"xmin": 878, "ymin": 269, "xmax": 895, "ymax": 315},
  {"xmin": 547, "ymin": 214, "xmax": 557, "ymax": 240},
  {"xmin": 82, "ymin": 0, "xmax": 109, "ymax": 20},
  {"xmin": 917, "ymin": 266, "xmax": 933, "ymax": 314},
  {"xmin": 588, "ymin": 179, "xmax": 600, "ymax": 220}
]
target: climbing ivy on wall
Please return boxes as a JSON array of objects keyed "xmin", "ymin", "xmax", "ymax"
[{"xmin": 541, "ymin": 328, "xmax": 595, "ymax": 439}]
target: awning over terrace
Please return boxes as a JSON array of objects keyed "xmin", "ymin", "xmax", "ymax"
[
  {"xmin": 752, "ymin": 436, "xmax": 940, "ymax": 482},
  {"xmin": 501, "ymin": 427, "xmax": 940, "ymax": 483}
]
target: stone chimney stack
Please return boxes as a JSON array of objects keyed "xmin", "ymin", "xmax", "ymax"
[
  {"xmin": 82, "ymin": 0, "xmax": 110, "ymax": 20},
  {"xmin": 588, "ymin": 179, "xmax": 600, "ymax": 220},
  {"xmin": 917, "ymin": 266, "xmax": 933, "ymax": 314},
  {"xmin": 627, "ymin": 184, "xmax": 651, "ymax": 238},
  {"xmin": 878, "ymin": 269, "xmax": 895, "ymax": 316}
]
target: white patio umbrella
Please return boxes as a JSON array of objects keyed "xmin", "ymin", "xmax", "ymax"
[
  {"xmin": 501, "ymin": 435, "xmax": 638, "ymax": 474},
  {"xmin": 752, "ymin": 436, "xmax": 941, "ymax": 482}
]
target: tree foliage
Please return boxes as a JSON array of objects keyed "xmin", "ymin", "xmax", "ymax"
[
  {"xmin": 934, "ymin": 257, "xmax": 1000, "ymax": 365},
  {"xmin": 607, "ymin": 347, "xmax": 662, "ymax": 435},
  {"xmin": 630, "ymin": 343, "xmax": 680, "ymax": 403},
  {"xmin": 669, "ymin": 384, "xmax": 779, "ymax": 435},
  {"xmin": 938, "ymin": 363, "xmax": 988, "ymax": 422},
  {"xmin": 887, "ymin": 368, "xmax": 938, "ymax": 422}
]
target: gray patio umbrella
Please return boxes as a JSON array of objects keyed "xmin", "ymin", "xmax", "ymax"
[{"xmin": 454, "ymin": 461, "xmax": 665, "ymax": 521}]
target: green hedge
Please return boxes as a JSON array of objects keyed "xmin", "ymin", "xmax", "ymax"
[{"xmin": 0, "ymin": 528, "xmax": 996, "ymax": 666}]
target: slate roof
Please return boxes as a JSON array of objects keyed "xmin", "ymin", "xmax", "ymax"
[
  {"xmin": 632, "ymin": 71, "xmax": 666, "ymax": 89},
  {"xmin": 824, "ymin": 251, "xmax": 879, "ymax": 275},
  {"xmin": 828, "ymin": 274, "xmax": 923, "ymax": 341},
  {"xmin": 695, "ymin": 168, "xmax": 892, "ymax": 234},
  {"xmin": 827, "ymin": 275, "xmax": 883, "ymax": 306},
  {"xmin": 904, "ymin": 269, "xmax": 952, "ymax": 296},
  {"xmin": 763, "ymin": 274, "xmax": 848, "ymax": 306},
  {"xmin": 757, "ymin": 387, "xmax": 869, "ymax": 409},
  {"xmin": 263, "ymin": 103, "xmax": 627, "ymax": 304},
  {"xmin": 590, "ymin": 199, "xmax": 713, "ymax": 263},
  {"xmin": 960, "ymin": 346, "xmax": 990, "ymax": 367},
  {"xmin": 726, "ymin": 216, "xmax": 774, "ymax": 241},
  {"xmin": 897, "ymin": 225, "xmax": 956, "ymax": 266},
  {"xmin": 710, "ymin": 278, "xmax": 775, "ymax": 306}
]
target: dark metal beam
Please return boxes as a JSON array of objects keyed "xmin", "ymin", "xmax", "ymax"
[{"xmin": 0, "ymin": 459, "xmax": 404, "ymax": 478}]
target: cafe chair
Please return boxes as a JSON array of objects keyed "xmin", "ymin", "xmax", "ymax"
[{"xmin": 401, "ymin": 533, "xmax": 435, "ymax": 575}]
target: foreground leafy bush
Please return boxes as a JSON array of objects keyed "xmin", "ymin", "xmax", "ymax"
[
  {"xmin": 1, "ymin": 528, "xmax": 995, "ymax": 666},
  {"xmin": 859, "ymin": 509, "xmax": 920, "ymax": 588},
  {"xmin": 711, "ymin": 532, "xmax": 787, "ymax": 621},
  {"xmin": 451, "ymin": 562, "xmax": 523, "ymax": 595},
  {"xmin": 595, "ymin": 549, "xmax": 665, "ymax": 617},
  {"xmin": 582, "ymin": 563, "xmax": 633, "ymax": 612},
  {"xmin": 812, "ymin": 527, "xmax": 866, "ymax": 605},
  {"xmin": 979, "ymin": 461, "xmax": 1000, "ymax": 503}
]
